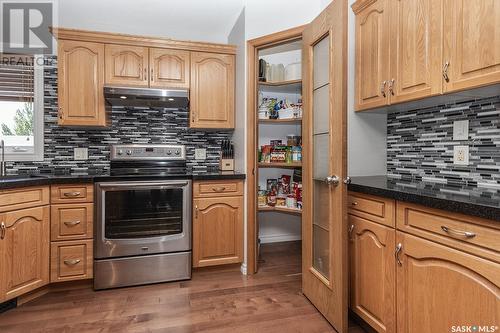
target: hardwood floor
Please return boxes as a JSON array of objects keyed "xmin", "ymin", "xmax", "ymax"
[{"xmin": 0, "ymin": 241, "xmax": 366, "ymax": 333}]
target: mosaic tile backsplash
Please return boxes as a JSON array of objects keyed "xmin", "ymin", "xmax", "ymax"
[
  {"xmin": 387, "ymin": 95, "xmax": 500, "ymax": 188},
  {"xmin": 7, "ymin": 57, "xmax": 232, "ymax": 175}
]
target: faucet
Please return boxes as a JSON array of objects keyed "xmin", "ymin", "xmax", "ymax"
[{"xmin": 0, "ymin": 139, "xmax": 5, "ymax": 176}]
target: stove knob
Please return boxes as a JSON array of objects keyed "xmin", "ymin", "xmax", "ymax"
[
  {"xmin": 126, "ymin": 149, "xmax": 133, "ymax": 156},
  {"xmin": 117, "ymin": 149, "xmax": 123, "ymax": 155},
  {"xmin": 166, "ymin": 150, "xmax": 172, "ymax": 155},
  {"xmin": 175, "ymin": 150, "xmax": 180, "ymax": 156}
]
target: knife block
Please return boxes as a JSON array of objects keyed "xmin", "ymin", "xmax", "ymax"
[{"xmin": 219, "ymin": 158, "xmax": 234, "ymax": 171}]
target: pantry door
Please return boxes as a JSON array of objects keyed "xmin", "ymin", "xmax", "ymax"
[{"xmin": 302, "ymin": 0, "xmax": 348, "ymax": 332}]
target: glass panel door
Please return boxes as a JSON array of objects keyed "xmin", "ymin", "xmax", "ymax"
[{"xmin": 312, "ymin": 35, "xmax": 331, "ymax": 279}]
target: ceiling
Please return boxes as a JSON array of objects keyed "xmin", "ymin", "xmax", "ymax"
[{"xmin": 57, "ymin": 0, "xmax": 245, "ymax": 43}]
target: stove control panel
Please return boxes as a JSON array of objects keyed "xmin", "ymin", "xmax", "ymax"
[{"xmin": 111, "ymin": 145, "xmax": 186, "ymax": 160}]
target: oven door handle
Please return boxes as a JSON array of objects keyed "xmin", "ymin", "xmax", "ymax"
[{"xmin": 98, "ymin": 181, "xmax": 190, "ymax": 189}]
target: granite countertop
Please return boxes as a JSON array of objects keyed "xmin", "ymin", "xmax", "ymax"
[
  {"xmin": 348, "ymin": 175, "xmax": 500, "ymax": 221},
  {"xmin": 0, "ymin": 171, "xmax": 246, "ymax": 190}
]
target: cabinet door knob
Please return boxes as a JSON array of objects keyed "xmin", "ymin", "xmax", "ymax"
[
  {"xmin": 380, "ymin": 80, "xmax": 387, "ymax": 97},
  {"xmin": 442, "ymin": 61, "xmax": 450, "ymax": 82},
  {"xmin": 195, "ymin": 205, "xmax": 199, "ymax": 219},
  {"xmin": 151, "ymin": 68, "xmax": 154, "ymax": 82},
  {"xmin": 0, "ymin": 222, "xmax": 5, "ymax": 240},
  {"xmin": 348, "ymin": 224, "xmax": 354, "ymax": 240},
  {"xmin": 388, "ymin": 79, "xmax": 395, "ymax": 96},
  {"xmin": 395, "ymin": 243, "xmax": 403, "ymax": 266}
]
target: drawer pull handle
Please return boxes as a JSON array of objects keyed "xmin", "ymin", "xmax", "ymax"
[
  {"xmin": 0, "ymin": 222, "xmax": 5, "ymax": 240},
  {"xmin": 351, "ymin": 201, "xmax": 358, "ymax": 206},
  {"xmin": 395, "ymin": 243, "xmax": 403, "ymax": 266},
  {"xmin": 63, "ymin": 191, "xmax": 81, "ymax": 198},
  {"xmin": 441, "ymin": 226, "xmax": 476, "ymax": 239},
  {"xmin": 212, "ymin": 187, "xmax": 226, "ymax": 192},
  {"xmin": 64, "ymin": 220, "xmax": 81, "ymax": 227},
  {"xmin": 64, "ymin": 259, "xmax": 81, "ymax": 266}
]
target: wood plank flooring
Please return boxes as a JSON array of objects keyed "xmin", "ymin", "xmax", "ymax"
[{"xmin": 0, "ymin": 241, "xmax": 366, "ymax": 333}]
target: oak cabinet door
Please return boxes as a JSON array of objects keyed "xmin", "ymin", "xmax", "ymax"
[
  {"xmin": 190, "ymin": 52, "xmax": 235, "ymax": 129},
  {"xmin": 149, "ymin": 48, "xmax": 190, "ymax": 89},
  {"xmin": 193, "ymin": 196, "xmax": 243, "ymax": 267},
  {"xmin": 57, "ymin": 40, "xmax": 106, "ymax": 126},
  {"xmin": 354, "ymin": 0, "xmax": 390, "ymax": 111},
  {"xmin": 396, "ymin": 232, "xmax": 500, "ymax": 333},
  {"xmin": 349, "ymin": 215, "xmax": 396, "ymax": 333},
  {"xmin": 443, "ymin": 0, "xmax": 500, "ymax": 92},
  {"xmin": 0, "ymin": 206, "xmax": 50, "ymax": 302},
  {"xmin": 104, "ymin": 44, "xmax": 149, "ymax": 87},
  {"xmin": 389, "ymin": 0, "xmax": 443, "ymax": 103}
]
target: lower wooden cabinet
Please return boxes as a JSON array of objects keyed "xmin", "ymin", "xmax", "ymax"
[
  {"xmin": 50, "ymin": 240, "xmax": 93, "ymax": 283},
  {"xmin": 396, "ymin": 231, "xmax": 500, "ymax": 333},
  {"xmin": 349, "ymin": 214, "xmax": 396, "ymax": 333},
  {"xmin": 193, "ymin": 194, "xmax": 243, "ymax": 267},
  {"xmin": 0, "ymin": 206, "xmax": 50, "ymax": 302}
]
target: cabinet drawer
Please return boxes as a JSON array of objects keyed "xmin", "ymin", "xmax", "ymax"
[
  {"xmin": 348, "ymin": 192, "xmax": 395, "ymax": 227},
  {"xmin": 0, "ymin": 186, "xmax": 49, "ymax": 212},
  {"xmin": 193, "ymin": 180, "xmax": 243, "ymax": 198},
  {"xmin": 397, "ymin": 202, "xmax": 500, "ymax": 262},
  {"xmin": 51, "ymin": 203, "xmax": 93, "ymax": 241},
  {"xmin": 50, "ymin": 240, "xmax": 93, "ymax": 282},
  {"xmin": 51, "ymin": 184, "xmax": 93, "ymax": 204}
]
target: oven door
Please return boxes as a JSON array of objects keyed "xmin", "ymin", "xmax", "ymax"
[{"xmin": 95, "ymin": 180, "xmax": 191, "ymax": 259}]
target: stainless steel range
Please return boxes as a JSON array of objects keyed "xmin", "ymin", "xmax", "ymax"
[{"xmin": 94, "ymin": 144, "xmax": 192, "ymax": 290}]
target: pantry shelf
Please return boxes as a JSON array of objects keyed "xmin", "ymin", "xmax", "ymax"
[
  {"xmin": 259, "ymin": 118, "xmax": 302, "ymax": 124},
  {"xmin": 258, "ymin": 79, "xmax": 302, "ymax": 86},
  {"xmin": 258, "ymin": 162, "xmax": 302, "ymax": 169},
  {"xmin": 258, "ymin": 205, "xmax": 302, "ymax": 216}
]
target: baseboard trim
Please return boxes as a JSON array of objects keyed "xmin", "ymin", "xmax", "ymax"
[{"xmin": 259, "ymin": 234, "xmax": 301, "ymax": 244}]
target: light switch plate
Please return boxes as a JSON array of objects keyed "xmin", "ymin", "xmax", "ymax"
[
  {"xmin": 453, "ymin": 120, "xmax": 469, "ymax": 141},
  {"xmin": 74, "ymin": 148, "xmax": 88, "ymax": 160},
  {"xmin": 453, "ymin": 145, "xmax": 469, "ymax": 165},
  {"xmin": 194, "ymin": 148, "xmax": 206, "ymax": 160}
]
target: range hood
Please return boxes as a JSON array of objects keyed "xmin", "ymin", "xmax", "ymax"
[{"xmin": 104, "ymin": 86, "xmax": 189, "ymax": 108}]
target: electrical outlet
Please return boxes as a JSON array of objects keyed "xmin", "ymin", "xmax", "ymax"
[
  {"xmin": 453, "ymin": 120, "xmax": 469, "ymax": 141},
  {"xmin": 74, "ymin": 148, "xmax": 88, "ymax": 160},
  {"xmin": 194, "ymin": 148, "xmax": 206, "ymax": 160},
  {"xmin": 453, "ymin": 145, "xmax": 469, "ymax": 165}
]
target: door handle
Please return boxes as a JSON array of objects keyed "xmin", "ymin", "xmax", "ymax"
[
  {"xmin": 380, "ymin": 80, "xmax": 387, "ymax": 97},
  {"xmin": 151, "ymin": 68, "xmax": 154, "ymax": 82},
  {"xmin": 348, "ymin": 224, "xmax": 354, "ymax": 241},
  {"xmin": 64, "ymin": 220, "xmax": 81, "ymax": 227},
  {"xmin": 441, "ymin": 226, "xmax": 476, "ymax": 239},
  {"xmin": 195, "ymin": 205, "xmax": 199, "ymax": 218},
  {"xmin": 0, "ymin": 222, "xmax": 5, "ymax": 240},
  {"xmin": 395, "ymin": 243, "xmax": 403, "ymax": 266},
  {"xmin": 388, "ymin": 79, "xmax": 395, "ymax": 95},
  {"xmin": 64, "ymin": 259, "xmax": 81, "ymax": 266},
  {"xmin": 325, "ymin": 175, "xmax": 340, "ymax": 186},
  {"xmin": 442, "ymin": 61, "xmax": 450, "ymax": 82},
  {"xmin": 144, "ymin": 67, "xmax": 148, "ymax": 81}
]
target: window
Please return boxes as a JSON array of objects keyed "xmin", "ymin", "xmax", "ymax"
[{"xmin": 0, "ymin": 54, "xmax": 44, "ymax": 161}]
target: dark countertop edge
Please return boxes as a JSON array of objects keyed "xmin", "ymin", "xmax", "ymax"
[
  {"xmin": 348, "ymin": 182, "xmax": 500, "ymax": 222},
  {"xmin": 0, "ymin": 173, "xmax": 246, "ymax": 190}
]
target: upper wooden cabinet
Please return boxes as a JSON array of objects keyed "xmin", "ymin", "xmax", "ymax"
[
  {"xmin": 150, "ymin": 48, "xmax": 190, "ymax": 89},
  {"xmin": 0, "ymin": 206, "xmax": 50, "ymax": 302},
  {"xmin": 105, "ymin": 44, "xmax": 149, "ymax": 87},
  {"xmin": 58, "ymin": 40, "xmax": 107, "ymax": 126},
  {"xmin": 353, "ymin": 0, "xmax": 500, "ymax": 111},
  {"xmin": 396, "ymin": 231, "xmax": 500, "ymax": 333},
  {"xmin": 190, "ymin": 52, "xmax": 235, "ymax": 129},
  {"xmin": 353, "ymin": 0, "xmax": 390, "ymax": 110},
  {"xmin": 443, "ymin": 0, "xmax": 500, "ymax": 93},
  {"xmin": 389, "ymin": 0, "xmax": 442, "ymax": 103}
]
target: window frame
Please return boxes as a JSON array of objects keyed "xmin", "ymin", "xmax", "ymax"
[{"xmin": 1, "ymin": 55, "xmax": 44, "ymax": 162}]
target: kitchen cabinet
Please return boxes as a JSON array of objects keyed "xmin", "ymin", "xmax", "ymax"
[
  {"xmin": 50, "ymin": 239, "xmax": 93, "ymax": 283},
  {"xmin": 150, "ymin": 48, "xmax": 190, "ymax": 89},
  {"xmin": 104, "ymin": 44, "xmax": 149, "ymax": 87},
  {"xmin": 193, "ymin": 180, "xmax": 243, "ymax": 267},
  {"xmin": 0, "ymin": 206, "xmax": 50, "ymax": 302},
  {"xmin": 190, "ymin": 52, "xmax": 235, "ymax": 129},
  {"xmin": 396, "ymin": 231, "xmax": 500, "ymax": 333},
  {"xmin": 353, "ymin": 0, "xmax": 500, "ymax": 111},
  {"xmin": 353, "ymin": 0, "xmax": 390, "ymax": 110},
  {"xmin": 349, "ymin": 214, "xmax": 396, "ymax": 333},
  {"xmin": 443, "ymin": 0, "xmax": 500, "ymax": 93},
  {"xmin": 57, "ymin": 40, "xmax": 107, "ymax": 126}
]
